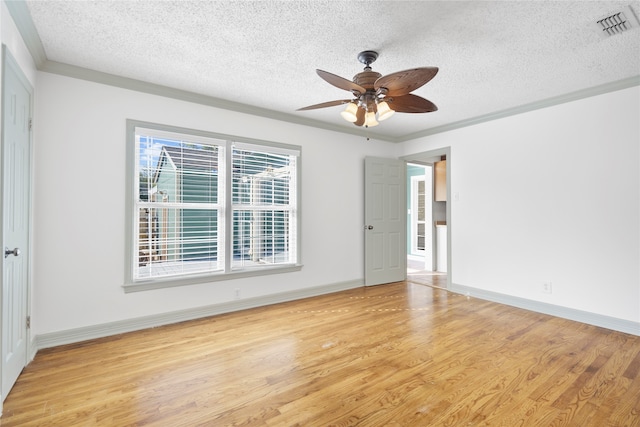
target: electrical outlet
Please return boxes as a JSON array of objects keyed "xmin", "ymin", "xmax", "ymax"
[
  {"xmin": 542, "ymin": 282, "xmax": 552, "ymax": 294},
  {"xmin": 234, "ymin": 289, "xmax": 241, "ymax": 300}
]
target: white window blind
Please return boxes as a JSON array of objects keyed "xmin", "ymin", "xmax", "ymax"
[
  {"xmin": 131, "ymin": 123, "xmax": 300, "ymax": 284},
  {"xmin": 135, "ymin": 131, "xmax": 224, "ymax": 280},
  {"xmin": 232, "ymin": 143, "xmax": 297, "ymax": 269}
]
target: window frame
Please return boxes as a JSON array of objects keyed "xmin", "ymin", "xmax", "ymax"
[
  {"xmin": 410, "ymin": 174, "xmax": 427, "ymax": 256},
  {"xmin": 124, "ymin": 120, "xmax": 302, "ymax": 292}
]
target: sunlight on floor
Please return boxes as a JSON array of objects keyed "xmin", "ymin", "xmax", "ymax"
[{"xmin": 407, "ymin": 257, "xmax": 447, "ymax": 288}]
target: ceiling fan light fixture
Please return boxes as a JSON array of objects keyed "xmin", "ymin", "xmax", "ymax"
[
  {"xmin": 376, "ymin": 101, "xmax": 395, "ymax": 121},
  {"xmin": 364, "ymin": 110, "xmax": 379, "ymax": 127},
  {"xmin": 340, "ymin": 102, "xmax": 358, "ymax": 122},
  {"xmin": 298, "ymin": 50, "xmax": 438, "ymax": 129}
]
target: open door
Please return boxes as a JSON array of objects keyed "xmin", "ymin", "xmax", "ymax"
[
  {"xmin": 2, "ymin": 47, "xmax": 32, "ymax": 403},
  {"xmin": 364, "ymin": 157, "xmax": 406, "ymax": 286}
]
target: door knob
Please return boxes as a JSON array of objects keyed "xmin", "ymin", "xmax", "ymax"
[
  {"xmin": 4, "ymin": 247, "xmax": 20, "ymax": 258},
  {"xmin": 365, "ymin": 225, "xmax": 374, "ymax": 230}
]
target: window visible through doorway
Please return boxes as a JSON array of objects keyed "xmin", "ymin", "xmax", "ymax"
[
  {"xmin": 407, "ymin": 163, "xmax": 433, "ymax": 272},
  {"xmin": 410, "ymin": 175, "xmax": 426, "ymax": 255}
]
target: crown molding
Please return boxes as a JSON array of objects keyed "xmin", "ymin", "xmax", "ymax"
[
  {"xmin": 40, "ymin": 60, "xmax": 399, "ymax": 142},
  {"xmin": 33, "ymin": 61, "xmax": 640, "ymax": 144},
  {"xmin": 4, "ymin": 0, "xmax": 47, "ymax": 67},
  {"xmin": 397, "ymin": 75, "xmax": 640, "ymax": 142}
]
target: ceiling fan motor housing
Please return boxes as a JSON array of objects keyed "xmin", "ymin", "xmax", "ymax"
[
  {"xmin": 354, "ymin": 51, "xmax": 384, "ymax": 108},
  {"xmin": 353, "ymin": 71, "xmax": 381, "ymax": 90},
  {"xmin": 352, "ymin": 71, "xmax": 382, "ymax": 111}
]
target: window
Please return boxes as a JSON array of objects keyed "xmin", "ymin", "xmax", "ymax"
[
  {"xmin": 411, "ymin": 176, "xmax": 426, "ymax": 254},
  {"xmin": 126, "ymin": 121, "xmax": 301, "ymax": 291}
]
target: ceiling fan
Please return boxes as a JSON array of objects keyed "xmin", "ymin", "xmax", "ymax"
[{"xmin": 298, "ymin": 50, "xmax": 438, "ymax": 128}]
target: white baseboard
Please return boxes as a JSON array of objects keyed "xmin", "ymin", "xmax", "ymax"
[
  {"xmin": 450, "ymin": 283, "xmax": 640, "ymax": 336},
  {"xmin": 34, "ymin": 279, "xmax": 638, "ymax": 351},
  {"xmin": 35, "ymin": 279, "xmax": 363, "ymax": 350},
  {"xmin": 28, "ymin": 336, "xmax": 37, "ymax": 361}
]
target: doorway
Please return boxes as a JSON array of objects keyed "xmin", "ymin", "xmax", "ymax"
[{"xmin": 404, "ymin": 149, "xmax": 451, "ymax": 289}]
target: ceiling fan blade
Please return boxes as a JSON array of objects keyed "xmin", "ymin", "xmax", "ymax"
[
  {"xmin": 297, "ymin": 99, "xmax": 352, "ymax": 111},
  {"xmin": 375, "ymin": 67, "xmax": 439, "ymax": 97},
  {"xmin": 387, "ymin": 94, "xmax": 438, "ymax": 113},
  {"xmin": 317, "ymin": 69, "xmax": 366, "ymax": 94},
  {"xmin": 353, "ymin": 106, "xmax": 365, "ymax": 126}
]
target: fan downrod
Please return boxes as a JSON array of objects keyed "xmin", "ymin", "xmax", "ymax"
[{"xmin": 357, "ymin": 50, "xmax": 378, "ymax": 69}]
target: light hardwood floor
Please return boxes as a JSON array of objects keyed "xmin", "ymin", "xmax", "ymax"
[{"xmin": 2, "ymin": 281, "xmax": 639, "ymax": 426}]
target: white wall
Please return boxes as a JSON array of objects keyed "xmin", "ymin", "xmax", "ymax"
[
  {"xmin": 401, "ymin": 86, "xmax": 640, "ymax": 326},
  {"xmin": 32, "ymin": 72, "xmax": 396, "ymax": 336}
]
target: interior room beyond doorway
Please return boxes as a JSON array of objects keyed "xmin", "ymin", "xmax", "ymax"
[{"xmin": 406, "ymin": 161, "xmax": 447, "ymax": 289}]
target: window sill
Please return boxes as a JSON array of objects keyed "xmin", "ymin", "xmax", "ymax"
[{"xmin": 123, "ymin": 264, "xmax": 303, "ymax": 293}]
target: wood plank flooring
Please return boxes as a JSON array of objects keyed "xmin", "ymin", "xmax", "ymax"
[{"xmin": 2, "ymin": 281, "xmax": 639, "ymax": 426}]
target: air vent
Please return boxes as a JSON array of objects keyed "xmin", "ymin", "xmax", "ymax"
[{"xmin": 596, "ymin": 5, "xmax": 639, "ymax": 37}]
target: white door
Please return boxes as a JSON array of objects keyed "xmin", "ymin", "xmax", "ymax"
[
  {"xmin": 2, "ymin": 49, "xmax": 31, "ymax": 401},
  {"xmin": 364, "ymin": 157, "xmax": 406, "ymax": 286}
]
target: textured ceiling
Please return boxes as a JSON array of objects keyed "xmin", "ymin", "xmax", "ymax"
[{"xmin": 22, "ymin": 0, "xmax": 640, "ymax": 141}]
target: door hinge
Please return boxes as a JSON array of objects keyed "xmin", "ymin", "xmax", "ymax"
[
  {"xmin": 26, "ymin": 316, "xmax": 30, "ymax": 329},
  {"xmin": 29, "ymin": 118, "xmax": 32, "ymax": 131}
]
